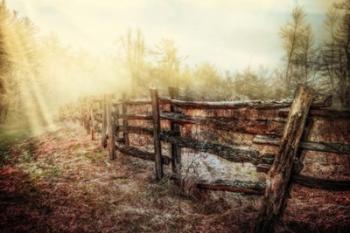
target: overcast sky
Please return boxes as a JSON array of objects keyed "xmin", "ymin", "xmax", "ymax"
[{"xmin": 7, "ymin": 0, "xmax": 337, "ymax": 72}]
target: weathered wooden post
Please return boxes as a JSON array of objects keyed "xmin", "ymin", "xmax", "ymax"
[
  {"xmin": 101, "ymin": 95, "xmax": 108, "ymax": 148},
  {"xmin": 253, "ymin": 85, "xmax": 314, "ymax": 233},
  {"xmin": 121, "ymin": 94, "xmax": 129, "ymax": 146},
  {"xmin": 114, "ymin": 101, "xmax": 123, "ymax": 159},
  {"xmin": 83, "ymin": 99, "xmax": 90, "ymax": 133},
  {"xmin": 107, "ymin": 97, "xmax": 116, "ymax": 160},
  {"xmin": 114, "ymin": 102, "xmax": 121, "ymax": 143},
  {"xmin": 168, "ymin": 87, "xmax": 182, "ymax": 176},
  {"xmin": 150, "ymin": 88, "xmax": 163, "ymax": 180},
  {"xmin": 79, "ymin": 102, "xmax": 86, "ymax": 130},
  {"xmin": 90, "ymin": 105, "xmax": 95, "ymax": 140}
]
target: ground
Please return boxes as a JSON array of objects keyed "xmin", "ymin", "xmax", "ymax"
[{"xmin": 0, "ymin": 124, "xmax": 349, "ymax": 233}]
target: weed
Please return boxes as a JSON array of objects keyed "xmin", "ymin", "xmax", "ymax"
[
  {"xmin": 20, "ymin": 150, "xmax": 34, "ymax": 163},
  {"xmin": 46, "ymin": 165, "xmax": 61, "ymax": 178},
  {"xmin": 0, "ymin": 149, "xmax": 11, "ymax": 166}
]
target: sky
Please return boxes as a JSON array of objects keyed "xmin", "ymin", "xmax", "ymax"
[{"xmin": 7, "ymin": 0, "xmax": 337, "ymax": 72}]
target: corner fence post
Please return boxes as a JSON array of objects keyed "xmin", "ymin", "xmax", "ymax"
[
  {"xmin": 107, "ymin": 97, "xmax": 116, "ymax": 160},
  {"xmin": 101, "ymin": 95, "xmax": 108, "ymax": 148},
  {"xmin": 121, "ymin": 94, "xmax": 129, "ymax": 146},
  {"xmin": 253, "ymin": 85, "xmax": 314, "ymax": 233},
  {"xmin": 168, "ymin": 87, "xmax": 182, "ymax": 176},
  {"xmin": 150, "ymin": 88, "xmax": 163, "ymax": 180}
]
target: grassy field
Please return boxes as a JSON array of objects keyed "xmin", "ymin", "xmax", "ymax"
[{"xmin": 0, "ymin": 124, "xmax": 349, "ymax": 233}]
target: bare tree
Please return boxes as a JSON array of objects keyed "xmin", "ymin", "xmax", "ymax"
[
  {"xmin": 280, "ymin": 6, "xmax": 306, "ymax": 89},
  {"xmin": 120, "ymin": 29, "xmax": 146, "ymax": 94},
  {"xmin": 297, "ymin": 24, "xmax": 316, "ymax": 83},
  {"xmin": 320, "ymin": 0, "xmax": 350, "ymax": 107},
  {"xmin": 321, "ymin": 8, "xmax": 339, "ymax": 90},
  {"xmin": 152, "ymin": 39, "xmax": 181, "ymax": 87},
  {"xmin": 280, "ymin": 6, "xmax": 318, "ymax": 96}
]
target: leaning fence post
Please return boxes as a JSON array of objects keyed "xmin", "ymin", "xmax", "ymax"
[
  {"xmin": 150, "ymin": 88, "xmax": 163, "ymax": 180},
  {"xmin": 101, "ymin": 95, "xmax": 108, "ymax": 148},
  {"xmin": 121, "ymin": 94, "xmax": 129, "ymax": 145},
  {"xmin": 168, "ymin": 87, "xmax": 181, "ymax": 176},
  {"xmin": 107, "ymin": 97, "xmax": 116, "ymax": 160},
  {"xmin": 253, "ymin": 85, "xmax": 314, "ymax": 233}
]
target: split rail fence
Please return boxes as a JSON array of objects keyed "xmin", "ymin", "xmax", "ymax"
[{"xmin": 63, "ymin": 85, "xmax": 350, "ymax": 233}]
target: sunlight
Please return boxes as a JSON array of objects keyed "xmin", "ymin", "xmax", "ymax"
[
  {"xmin": 0, "ymin": 1, "xmax": 349, "ymax": 232},
  {"xmin": 7, "ymin": 0, "xmax": 338, "ymax": 72},
  {"xmin": 0, "ymin": 0, "xmax": 347, "ymax": 134}
]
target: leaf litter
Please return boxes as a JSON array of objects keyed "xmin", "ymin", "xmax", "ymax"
[{"xmin": 0, "ymin": 124, "xmax": 349, "ymax": 233}]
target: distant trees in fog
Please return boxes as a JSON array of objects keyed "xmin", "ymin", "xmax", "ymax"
[
  {"xmin": 0, "ymin": 0, "xmax": 349, "ymax": 126},
  {"xmin": 119, "ymin": 1, "xmax": 349, "ymax": 107},
  {"xmin": 319, "ymin": 0, "xmax": 350, "ymax": 107}
]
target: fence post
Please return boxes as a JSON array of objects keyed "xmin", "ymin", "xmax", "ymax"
[
  {"xmin": 107, "ymin": 98, "xmax": 116, "ymax": 160},
  {"xmin": 168, "ymin": 87, "xmax": 181, "ymax": 176},
  {"xmin": 90, "ymin": 105, "xmax": 95, "ymax": 140},
  {"xmin": 83, "ymin": 99, "xmax": 90, "ymax": 133},
  {"xmin": 114, "ymin": 102, "xmax": 121, "ymax": 144},
  {"xmin": 150, "ymin": 88, "xmax": 163, "ymax": 180},
  {"xmin": 101, "ymin": 95, "xmax": 108, "ymax": 148},
  {"xmin": 253, "ymin": 85, "xmax": 314, "ymax": 233},
  {"xmin": 121, "ymin": 94, "xmax": 129, "ymax": 145},
  {"xmin": 80, "ymin": 102, "xmax": 86, "ymax": 130}
]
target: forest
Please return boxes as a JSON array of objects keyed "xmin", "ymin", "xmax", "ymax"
[
  {"xmin": 0, "ymin": 1, "xmax": 349, "ymax": 131},
  {"xmin": 0, "ymin": 1, "xmax": 349, "ymax": 233}
]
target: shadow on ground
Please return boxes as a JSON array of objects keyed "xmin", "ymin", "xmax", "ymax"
[{"xmin": 0, "ymin": 124, "xmax": 349, "ymax": 233}]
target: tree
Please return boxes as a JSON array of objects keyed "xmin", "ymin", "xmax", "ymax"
[
  {"xmin": 151, "ymin": 39, "xmax": 181, "ymax": 88},
  {"xmin": 192, "ymin": 62, "xmax": 225, "ymax": 99},
  {"xmin": 320, "ymin": 0, "xmax": 350, "ymax": 107},
  {"xmin": 280, "ymin": 6, "xmax": 315, "ymax": 93},
  {"xmin": 0, "ymin": 1, "xmax": 10, "ymax": 122},
  {"xmin": 297, "ymin": 24, "xmax": 316, "ymax": 83},
  {"xmin": 0, "ymin": 0, "xmax": 52, "ymax": 128},
  {"xmin": 120, "ymin": 29, "xmax": 146, "ymax": 94},
  {"xmin": 321, "ymin": 8, "xmax": 339, "ymax": 91},
  {"xmin": 232, "ymin": 68, "xmax": 270, "ymax": 100}
]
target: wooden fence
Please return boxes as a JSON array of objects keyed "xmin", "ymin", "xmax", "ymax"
[{"xmin": 65, "ymin": 85, "xmax": 350, "ymax": 233}]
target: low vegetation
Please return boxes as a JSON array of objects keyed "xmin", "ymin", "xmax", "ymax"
[{"xmin": 0, "ymin": 124, "xmax": 349, "ymax": 233}]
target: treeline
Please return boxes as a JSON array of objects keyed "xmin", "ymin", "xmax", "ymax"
[
  {"xmin": 119, "ymin": 31, "xmax": 285, "ymax": 101},
  {"xmin": 0, "ymin": 1, "xmax": 36, "ymax": 124},
  {"xmin": 121, "ymin": 1, "xmax": 350, "ymax": 107},
  {"xmin": 0, "ymin": 2, "xmax": 121, "ymax": 127},
  {"xmin": 0, "ymin": 1, "xmax": 349, "ymax": 127},
  {"xmin": 280, "ymin": 1, "xmax": 350, "ymax": 106},
  {"xmin": 0, "ymin": 1, "xmax": 62, "ymax": 126}
]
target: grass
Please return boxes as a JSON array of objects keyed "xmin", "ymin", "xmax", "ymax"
[
  {"xmin": 0, "ymin": 121, "xmax": 32, "ymax": 144},
  {"xmin": 0, "ymin": 124, "xmax": 349, "ymax": 233},
  {"xmin": 0, "ymin": 123, "xmax": 32, "ymax": 167},
  {"xmin": 0, "ymin": 121, "xmax": 63, "ymax": 182}
]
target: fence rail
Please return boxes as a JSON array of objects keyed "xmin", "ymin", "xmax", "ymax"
[{"xmin": 62, "ymin": 85, "xmax": 350, "ymax": 233}]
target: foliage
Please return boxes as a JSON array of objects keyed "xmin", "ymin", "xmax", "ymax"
[
  {"xmin": 120, "ymin": 29, "xmax": 146, "ymax": 94},
  {"xmin": 319, "ymin": 0, "xmax": 350, "ymax": 107},
  {"xmin": 280, "ymin": 6, "xmax": 317, "ymax": 94},
  {"xmin": 2, "ymin": 0, "xmax": 350, "ymax": 130}
]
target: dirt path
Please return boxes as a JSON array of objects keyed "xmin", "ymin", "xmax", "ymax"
[
  {"xmin": 0, "ymin": 124, "xmax": 349, "ymax": 233},
  {"xmin": 0, "ymin": 124, "xmax": 258, "ymax": 233}
]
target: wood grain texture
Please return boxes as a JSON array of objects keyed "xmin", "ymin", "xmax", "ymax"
[{"xmin": 254, "ymin": 86, "xmax": 314, "ymax": 233}]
